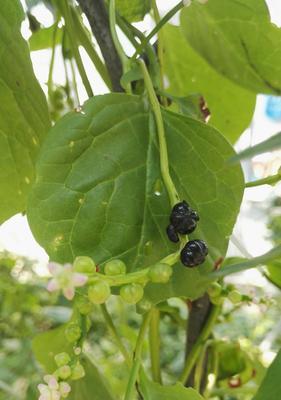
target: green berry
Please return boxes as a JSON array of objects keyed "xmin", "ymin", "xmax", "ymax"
[
  {"xmin": 104, "ymin": 259, "xmax": 126, "ymax": 275},
  {"xmin": 71, "ymin": 362, "xmax": 85, "ymax": 380},
  {"xmin": 120, "ymin": 283, "xmax": 144, "ymax": 304},
  {"xmin": 210, "ymin": 295, "xmax": 224, "ymax": 306},
  {"xmin": 76, "ymin": 297, "xmax": 92, "ymax": 315},
  {"xmin": 136, "ymin": 298, "xmax": 152, "ymax": 314},
  {"xmin": 57, "ymin": 365, "xmax": 72, "ymax": 379},
  {"xmin": 148, "ymin": 263, "xmax": 173, "ymax": 283},
  {"xmin": 65, "ymin": 323, "xmax": 82, "ymax": 343},
  {"xmin": 88, "ymin": 281, "xmax": 111, "ymax": 304},
  {"xmin": 73, "ymin": 256, "xmax": 96, "ymax": 273},
  {"xmin": 54, "ymin": 352, "xmax": 71, "ymax": 367},
  {"xmin": 207, "ymin": 282, "xmax": 222, "ymax": 298},
  {"xmin": 229, "ymin": 290, "xmax": 242, "ymax": 304}
]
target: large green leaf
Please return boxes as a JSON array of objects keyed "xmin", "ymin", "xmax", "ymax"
[
  {"xmin": 140, "ymin": 371, "xmax": 204, "ymax": 399},
  {"xmin": 27, "ymin": 93, "xmax": 243, "ymax": 302},
  {"xmin": 253, "ymin": 349, "xmax": 281, "ymax": 400},
  {"xmin": 116, "ymin": 0, "xmax": 151, "ymax": 22},
  {"xmin": 69, "ymin": 359, "xmax": 115, "ymax": 400},
  {"xmin": 0, "ymin": 0, "xmax": 50, "ymax": 223},
  {"xmin": 32, "ymin": 325, "xmax": 73, "ymax": 372},
  {"xmin": 181, "ymin": 0, "xmax": 281, "ymax": 94},
  {"xmin": 162, "ymin": 24, "xmax": 255, "ymax": 143}
]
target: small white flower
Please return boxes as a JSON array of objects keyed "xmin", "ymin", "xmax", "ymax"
[
  {"xmin": 183, "ymin": 0, "xmax": 191, "ymax": 6},
  {"xmin": 47, "ymin": 262, "xmax": 88, "ymax": 300},
  {"xmin": 197, "ymin": 0, "xmax": 208, "ymax": 3},
  {"xmin": 38, "ymin": 375, "xmax": 71, "ymax": 400}
]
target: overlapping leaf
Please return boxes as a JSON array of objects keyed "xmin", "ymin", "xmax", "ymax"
[
  {"xmin": 181, "ymin": 0, "xmax": 281, "ymax": 94},
  {"xmin": 27, "ymin": 93, "xmax": 243, "ymax": 302},
  {"xmin": 162, "ymin": 24, "xmax": 255, "ymax": 143},
  {"xmin": 140, "ymin": 371, "xmax": 204, "ymax": 400},
  {"xmin": 0, "ymin": 0, "xmax": 50, "ymax": 223},
  {"xmin": 116, "ymin": 0, "xmax": 151, "ymax": 22},
  {"xmin": 253, "ymin": 349, "xmax": 281, "ymax": 400},
  {"xmin": 33, "ymin": 326, "xmax": 115, "ymax": 400}
]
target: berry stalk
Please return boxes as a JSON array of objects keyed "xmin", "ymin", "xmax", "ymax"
[{"xmin": 139, "ymin": 59, "xmax": 179, "ymax": 207}]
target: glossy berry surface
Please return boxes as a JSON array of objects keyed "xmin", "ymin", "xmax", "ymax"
[
  {"xmin": 167, "ymin": 201, "xmax": 199, "ymax": 242},
  {"xmin": 180, "ymin": 239, "xmax": 208, "ymax": 267},
  {"xmin": 166, "ymin": 224, "xmax": 179, "ymax": 243}
]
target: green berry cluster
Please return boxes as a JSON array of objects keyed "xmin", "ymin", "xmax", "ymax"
[
  {"xmin": 54, "ymin": 351, "xmax": 85, "ymax": 381},
  {"xmin": 69, "ymin": 255, "xmax": 176, "ymax": 308},
  {"xmin": 207, "ymin": 282, "xmax": 244, "ymax": 306}
]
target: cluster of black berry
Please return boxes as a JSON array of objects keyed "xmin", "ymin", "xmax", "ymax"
[{"xmin": 166, "ymin": 201, "xmax": 208, "ymax": 267}]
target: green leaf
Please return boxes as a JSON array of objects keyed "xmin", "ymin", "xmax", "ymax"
[
  {"xmin": 162, "ymin": 24, "xmax": 255, "ymax": 143},
  {"xmin": 32, "ymin": 325, "xmax": 73, "ymax": 372},
  {"xmin": 33, "ymin": 327, "xmax": 115, "ymax": 400},
  {"xmin": 29, "ymin": 24, "xmax": 63, "ymax": 51},
  {"xmin": 116, "ymin": 0, "xmax": 151, "ymax": 22},
  {"xmin": 0, "ymin": 0, "xmax": 50, "ymax": 223},
  {"xmin": 181, "ymin": 0, "xmax": 281, "ymax": 94},
  {"xmin": 69, "ymin": 358, "xmax": 115, "ymax": 400},
  {"xmin": 265, "ymin": 259, "xmax": 281, "ymax": 289},
  {"xmin": 230, "ymin": 132, "xmax": 281, "ymax": 163},
  {"xmin": 139, "ymin": 370, "xmax": 204, "ymax": 399},
  {"xmin": 27, "ymin": 94, "xmax": 243, "ymax": 302},
  {"xmin": 253, "ymin": 349, "xmax": 281, "ymax": 400}
]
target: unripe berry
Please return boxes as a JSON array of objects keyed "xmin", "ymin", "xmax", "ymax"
[
  {"xmin": 104, "ymin": 259, "xmax": 126, "ymax": 275},
  {"xmin": 148, "ymin": 263, "xmax": 173, "ymax": 283},
  {"xmin": 88, "ymin": 281, "xmax": 111, "ymax": 304},
  {"xmin": 65, "ymin": 323, "xmax": 81, "ymax": 343},
  {"xmin": 229, "ymin": 290, "xmax": 242, "ymax": 304},
  {"xmin": 210, "ymin": 295, "xmax": 224, "ymax": 306},
  {"xmin": 120, "ymin": 283, "xmax": 144, "ymax": 304},
  {"xmin": 54, "ymin": 352, "xmax": 71, "ymax": 367},
  {"xmin": 57, "ymin": 365, "xmax": 72, "ymax": 379},
  {"xmin": 207, "ymin": 282, "xmax": 222, "ymax": 298},
  {"xmin": 71, "ymin": 362, "xmax": 85, "ymax": 380},
  {"xmin": 73, "ymin": 256, "xmax": 96, "ymax": 273},
  {"xmin": 76, "ymin": 297, "xmax": 92, "ymax": 315},
  {"xmin": 136, "ymin": 298, "xmax": 152, "ymax": 314}
]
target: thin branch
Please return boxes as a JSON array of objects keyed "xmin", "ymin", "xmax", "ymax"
[{"xmin": 77, "ymin": 0, "xmax": 123, "ymax": 92}]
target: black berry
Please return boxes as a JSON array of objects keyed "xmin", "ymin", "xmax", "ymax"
[
  {"xmin": 166, "ymin": 224, "xmax": 179, "ymax": 243},
  {"xmin": 180, "ymin": 239, "xmax": 208, "ymax": 267},
  {"xmin": 168, "ymin": 201, "xmax": 199, "ymax": 237}
]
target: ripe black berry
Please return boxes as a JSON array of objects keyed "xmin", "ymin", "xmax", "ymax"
[
  {"xmin": 180, "ymin": 239, "xmax": 208, "ymax": 267},
  {"xmin": 167, "ymin": 201, "xmax": 199, "ymax": 241},
  {"xmin": 166, "ymin": 224, "xmax": 179, "ymax": 243}
]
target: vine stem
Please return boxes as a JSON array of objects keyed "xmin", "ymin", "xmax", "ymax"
[
  {"xmin": 88, "ymin": 250, "xmax": 180, "ymax": 287},
  {"xmin": 132, "ymin": 1, "xmax": 184, "ymax": 61},
  {"xmin": 124, "ymin": 311, "xmax": 152, "ymax": 400},
  {"xmin": 245, "ymin": 171, "xmax": 281, "ymax": 187},
  {"xmin": 100, "ymin": 304, "xmax": 131, "ymax": 367},
  {"xmin": 152, "ymin": 0, "xmax": 167, "ymax": 107},
  {"xmin": 47, "ymin": 18, "xmax": 59, "ymax": 95},
  {"xmin": 139, "ymin": 59, "xmax": 179, "ymax": 207},
  {"xmin": 59, "ymin": 0, "xmax": 93, "ymax": 97},
  {"xmin": 70, "ymin": 5, "xmax": 112, "ymax": 90},
  {"xmin": 109, "ymin": 0, "xmax": 131, "ymax": 93},
  {"xmin": 179, "ymin": 305, "xmax": 221, "ymax": 384},
  {"xmin": 149, "ymin": 307, "xmax": 162, "ymax": 383}
]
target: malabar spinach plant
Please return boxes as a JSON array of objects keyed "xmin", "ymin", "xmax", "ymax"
[{"xmin": 1, "ymin": 0, "xmax": 281, "ymax": 399}]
